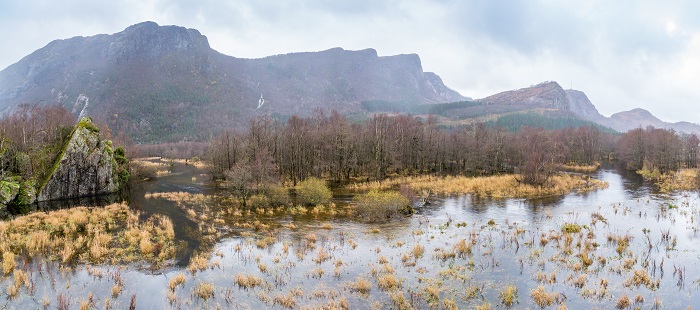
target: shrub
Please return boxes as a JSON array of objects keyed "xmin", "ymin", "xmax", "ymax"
[
  {"xmin": 247, "ymin": 194, "xmax": 270, "ymax": 209},
  {"xmin": 354, "ymin": 190, "xmax": 413, "ymax": 222},
  {"xmin": 296, "ymin": 178, "xmax": 332, "ymax": 206},
  {"xmin": 265, "ymin": 185, "xmax": 290, "ymax": 206}
]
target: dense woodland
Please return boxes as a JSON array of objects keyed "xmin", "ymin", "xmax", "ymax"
[{"xmin": 209, "ymin": 111, "xmax": 700, "ymax": 189}]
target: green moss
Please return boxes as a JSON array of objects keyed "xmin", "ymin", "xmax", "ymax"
[
  {"xmin": 0, "ymin": 181, "xmax": 20, "ymax": 204},
  {"xmin": 14, "ymin": 180, "xmax": 36, "ymax": 205},
  {"xmin": 77, "ymin": 117, "xmax": 100, "ymax": 133}
]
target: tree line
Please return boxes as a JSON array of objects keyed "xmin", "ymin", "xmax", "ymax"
[
  {"xmin": 210, "ymin": 111, "xmax": 700, "ymax": 189},
  {"xmin": 212, "ymin": 111, "xmax": 673, "ymax": 188}
]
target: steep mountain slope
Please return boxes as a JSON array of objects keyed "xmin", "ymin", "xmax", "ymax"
[
  {"xmin": 473, "ymin": 81, "xmax": 700, "ymax": 135},
  {"xmin": 0, "ymin": 22, "xmax": 463, "ymax": 142},
  {"xmin": 564, "ymin": 89, "xmax": 606, "ymax": 123},
  {"xmin": 479, "ymin": 81, "xmax": 569, "ymax": 110}
]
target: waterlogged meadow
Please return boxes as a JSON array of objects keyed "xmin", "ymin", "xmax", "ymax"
[{"xmin": 0, "ymin": 159, "xmax": 699, "ymax": 309}]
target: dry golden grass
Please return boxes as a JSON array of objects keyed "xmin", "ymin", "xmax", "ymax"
[
  {"xmin": 193, "ymin": 282, "xmax": 215, "ymax": 300},
  {"xmin": 454, "ymin": 239, "xmax": 472, "ymax": 258},
  {"xmin": 349, "ymin": 173, "xmax": 608, "ymax": 198},
  {"xmin": 624, "ymin": 269, "xmax": 655, "ymax": 289},
  {"xmin": 616, "ymin": 294, "xmax": 631, "ymax": 309},
  {"xmin": 349, "ymin": 277, "xmax": 372, "ymax": 294},
  {"xmin": 170, "ymin": 158, "xmax": 210, "ymax": 169},
  {"xmin": 639, "ymin": 168, "xmax": 699, "ymax": 192},
  {"xmin": 235, "ymin": 273, "xmax": 263, "ymax": 289},
  {"xmin": 169, "ymin": 273, "xmax": 186, "ymax": 292},
  {"xmin": 111, "ymin": 284, "xmax": 122, "ymax": 297},
  {"xmin": 531, "ymin": 285, "xmax": 557, "ymax": 308},
  {"xmin": 0, "ymin": 203, "xmax": 175, "ymax": 266},
  {"xmin": 389, "ymin": 291, "xmax": 413, "ymax": 310},
  {"xmin": 500, "ymin": 285, "xmax": 518, "ymax": 307},
  {"xmin": 313, "ymin": 248, "xmax": 332, "ymax": 264},
  {"xmin": 187, "ymin": 252, "xmax": 209, "ymax": 274},
  {"xmin": 377, "ymin": 274, "xmax": 401, "ymax": 291},
  {"xmin": 556, "ymin": 162, "xmax": 601, "ymax": 173},
  {"xmin": 2, "ymin": 252, "xmax": 15, "ymax": 275}
]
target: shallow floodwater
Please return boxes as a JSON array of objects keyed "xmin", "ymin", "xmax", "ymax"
[{"xmin": 3, "ymin": 161, "xmax": 700, "ymax": 309}]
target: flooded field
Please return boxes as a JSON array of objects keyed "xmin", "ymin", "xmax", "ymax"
[{"xmin": 1, "ymin": 159, "xmax": 699, "ymax": 309}]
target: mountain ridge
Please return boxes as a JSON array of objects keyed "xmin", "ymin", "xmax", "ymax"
[
  {"xmin": 0, "ymin": 21, "xmax": 697, "ymax": 142},
  {"xmin": 475, "ymin": 81, "xmax": 700, "ymax": 135},
  {"xmin": 0, "ymin": 21, "xmax": 464, "ymax": 142}
]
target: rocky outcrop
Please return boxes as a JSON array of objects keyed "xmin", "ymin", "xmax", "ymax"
[
  {"xmin": 0, "ymin": 181, "xmax": 19, "ymax": 205},
  {"xmin": 478, "ymin": 81, "xmax": 569, "ymax": 110},
  {"xmin": 565, "ymin": 89, "xmax": 605, "ymax": 122},
  {"xmin": 37, "ymin": 117, "xmax": 120, "ymax": 201}
]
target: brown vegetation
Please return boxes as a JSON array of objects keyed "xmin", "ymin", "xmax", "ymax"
[{"xmin": 0, "ymin": 203, "xmax": 175, "ymax": 266}]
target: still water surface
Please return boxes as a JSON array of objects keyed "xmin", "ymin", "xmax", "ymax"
[{"xmin": 3, "ymin": 161, "xmax": 700, "ymax": 309}]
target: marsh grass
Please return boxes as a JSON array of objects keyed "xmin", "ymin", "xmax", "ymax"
[
  {"xmin": 0, "ymin": 203, "xmax": 175, "ymax": 267},
  {"xmin": 349, "ymin": 277, "xmax": 372, "ymax": 294},
  {"xmin": 193, "ymin": 282, "xmax": 215, "ymax": 300},
  {"xmin": 349, "ymin": 174, "xmax": 608, "ymax": 198},
  {"xmin": 556, "ymin": 162, "xmax": 601, "ymax": 173},
  {"xmin": 638, "ymin": 168, "xmax": 699, "ymax": 192},
  {"xmin": 235, "ymin": 273, "xmax": 263, "ymax": 289},
  {"xmin": 500, "ymin": 285, "xmax": 518, "ymax": 307},
  {"xmin": 531, "ymin": 285, "xmax": 558, "ymax": 308},
  {"xmin": 353, "ymin": 190, "xmax": 413, "ymax": 222}
]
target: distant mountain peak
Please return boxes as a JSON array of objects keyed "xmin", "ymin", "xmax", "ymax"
[
  {"xmin": 0, "ymin": 22, "xmax": 463, "ymax": 142},
  {"xmin": 479, "ymin": 80, "xmax": 569, "ymax": 110},
  {"xmin": 107, "ymin": 22, "xmax": 210, "ymax": 62},
  {"xmin": 477, "ymin": 81, "xmax": 700, "ymax": 135}
]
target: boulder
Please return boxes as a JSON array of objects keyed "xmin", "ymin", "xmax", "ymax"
[
  {"xmin": 37, "ymin": 117, "xmax": 120, "ymax": 201},
  {"xmin": 0, "ymin": 181, "xmax": 20, "ymax": 205}
]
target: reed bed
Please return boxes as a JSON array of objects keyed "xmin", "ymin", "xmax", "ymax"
[
  {"xmin": 348, "ymin": 174, "xmax": 608, "ymax": 198},
  {"xmin": 0, "ymin": 203, "xmax": 176, "ymax": 266}
]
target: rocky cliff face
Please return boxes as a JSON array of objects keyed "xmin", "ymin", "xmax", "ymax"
[
  {"xmin": 565, "ymin": 89, "xmax": 605, "ymax": 122},
  {"xmin": 0, "ymin": 22, "xmax": 464, "ymax": 142},
  {"xmin": 37, "ymin": 117, "xmax": 120, "ymax": 201},
  {"xmin": 478, "ymin": 81, "xmax": 570, "ymax": 110}
]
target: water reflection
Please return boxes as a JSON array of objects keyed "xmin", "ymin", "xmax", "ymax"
[{"xmin": 3, "ymin": 160, "xmax": 700, "ymax": 309}]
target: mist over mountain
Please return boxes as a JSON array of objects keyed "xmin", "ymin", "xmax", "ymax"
[
  {"xmin": 0, "ymin": 21, "xmax": 463, "ymax": 142},
  {"xmin": 0, "ymin": 22, "xmax": 697, "ymax": 143}
]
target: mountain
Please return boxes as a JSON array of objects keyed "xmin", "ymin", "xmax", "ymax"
[
  {"xmin": 474, "ymin": 81, "xmax": 700, "ymax": 135},
  {"xmin": 0, "ymin": 21, "xmax": 464, "ymax": 142}
]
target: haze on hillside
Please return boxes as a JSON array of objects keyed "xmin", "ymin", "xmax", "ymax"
[{"xmin": 0, "ymin": 1, "xmax": 699, "ymax": 124}]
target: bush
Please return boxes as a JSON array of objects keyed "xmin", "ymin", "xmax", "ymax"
[
  {"xmin": 247, "ymin": 194, "xmax": 270, "ymax": 209},
  {"xmin": 265, "ymin": 185, "xmax": 290, "ymax": 206},
  {"xmin": 296, "ymin": 178, "xmax": 332, "ymax": 206},
  {"xmin": 354, "ymin": 190, "xmax": 413, "ymax": 222}
]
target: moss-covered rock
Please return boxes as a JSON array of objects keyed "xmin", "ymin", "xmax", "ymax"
[
  {"xmin": 37, "ymin": 117, "xmax": 120, "ymax": 201},
  {"xmin": 14, "ymin": 180, "xmax": 37, "ymax": 205},
  {"xmin": 0, "ymin": 181, "xmax": 20, "ymax": 205}
]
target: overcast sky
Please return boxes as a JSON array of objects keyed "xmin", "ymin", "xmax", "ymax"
[{"xmin": 1, "ymin": 0, "xmax": 698, "ymax": 123}]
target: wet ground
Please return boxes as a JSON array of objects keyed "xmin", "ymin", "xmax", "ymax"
[{"xmin": 2, "ymin": 160, "xmax": 699, "ymax": 309}]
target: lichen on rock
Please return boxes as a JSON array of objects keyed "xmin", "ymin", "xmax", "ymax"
[{"xmin": 37, "ymin": 117, "xmax": 121, "ymax": 201}]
